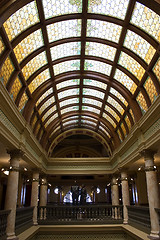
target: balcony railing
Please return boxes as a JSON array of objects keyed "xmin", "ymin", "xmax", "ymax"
[
  {"xmin": 38, "ymin": 204, "xmax": 123, "ymax": 225},
  {"xmin": 127, "ymin": 205, "xmax": 150, "ymax": 233},
  {"xmin": 15, "ymin": 207, "xmax": 34, "ymax": 235},
  {"xmin": 0, "ymin": 210, "xmax": 10, "ymax": 240}
]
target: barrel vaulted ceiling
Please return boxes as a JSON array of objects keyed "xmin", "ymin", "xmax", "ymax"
[{"xmin": 0, "ymin": 0, "xmax": 160, "ymax": 157}]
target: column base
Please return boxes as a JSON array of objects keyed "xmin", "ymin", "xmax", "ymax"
[
  {"xmin": 148, "ymin": 233, "xmax": 160, "ymax": 240},
  {"xmin": 7, "ymin": 236, "xmax": 18, "ymax": 240}
]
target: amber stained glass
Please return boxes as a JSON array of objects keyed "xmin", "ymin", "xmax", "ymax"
[
  {"xmin": 131, "ymin": 2, "xmax": 160, "ymax": 42},
  {"xmin": 114, "ymin": 69, "xmax": 137, "ymax": 94},
  {"xmin": 105, "ymin": 105, "xmax": 120, "ymax": 122},
  {"xmin": 124, "ymin": 30, "xmax": 156, "ymax": 65},
  {"xmin": 153, "ymin": 58, "xmax": 160, "ymax": 83},
  {"xmin": 107, "ymin": 96, "xmax": 125, "ymax": 115},
  {"xmin": 22, "ymin": 52, "xmax": 47, "ymax": 80},
  {"xmin": 10, "ymin": 77, "xmax": 22, "ymax": 101},
  {"xmin": 110, "ymin": 88, "xmax": 128, "ymax": 107},
  {"xmin": 102, "ymin": 112, "xmax": 116, "ymax": 128},
  {"xmin": 28, "ymin": 69, "xmax": 50, "ymax": 94},
  {"xmin": 18, "ymin": 91, "xmax": 28, "ymax": 112},
  {"xmin": 0, "ymin": 36, "xmax": 5, "ymax": 55},
  {"xmin": 125, "ymin": 115, "xmax": 131, "ymax": 131},
  {"xmin": 136, "ymin": 92, "xmax": 148, "ymax": 114},
  {"xmin": 119, "ymin": 52, "xmax": 145, "ymax": 81},
  {"xmin": 14, "ymin": 29, "xmax": 43, "ymax": 63},
  {"xmin": 144, "ymin": 77, "xmax": 158, "ymax": 103},
  {"xmin": 121, "ymin": 122, "xmax": 127, "ymax": 137},
  {"xmin": 0, "ymin": 57, "xmax": 14, "ymax": 86},
  {"xmin": 3, "ymin": 1, "xmax": 39, "ymax": 41}
]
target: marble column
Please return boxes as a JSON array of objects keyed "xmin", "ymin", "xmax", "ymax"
[
  {"xmin": 30, "ymin": 172, "xmax": 39, "ymax": 225},
  {"xmin": 111, "ymin": 176, "xmax": 119, "ymax": 206},
  {"xmin": 111, "ymin": 176, "xmax": 119, "ymax": 219},
  {"xmin": 39, "ymin": 177, "xmax": 47, "ymax": 220},
  {"xmin": 39, "ymin": 177, "xmax": 47, "ymax": 207},
  {"xmin": 5, "ymin": 149, "xmax": 23, "ymax": 240},
  {"xmin": 142, "ymin": 150, "xmax": 160, "ymax": 239},
  {"xmin": 121, "ymin": 170, "xmax": 130, "ymax": 224}
]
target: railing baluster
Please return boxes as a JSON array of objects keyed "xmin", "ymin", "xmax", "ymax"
[{"xmin": 37, "ymin": 204, "xmax": 123, "ymax": 224}]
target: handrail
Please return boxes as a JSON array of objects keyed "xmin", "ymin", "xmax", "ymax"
[
  {"xmin": 0, "ymin": 210, "xmax": 11, "ymax": 240},
  {"xmin": 38, "ymin": 204, "xmax": 123, "ymax": 225}
]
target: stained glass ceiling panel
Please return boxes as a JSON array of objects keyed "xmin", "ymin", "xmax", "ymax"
[
  {"xmin": 42, "ymin": 0, "xmax": 82, "ymax": 19},
  {"xmin": 107, "ymin": 96, "xmax": 125, "ymax": 115},
  {"xmin": 61, "ymin": 106, "xmax": 79, "ymax": 115},
  {"xmin": 22, "ymin": 52, "xmax": 47, "ymax": 80},
  {"xmin": 114, "ymin": 69, "xmax": 137, "ymax": 94},
  {"xmin": 14, "ymin": 29, "xmax": 44, "ymax": 63},
  {"xmin": 28, "ymin": 69, "xmax": 50, "ymax": 94},
  {"xmin": 85, "ymin": 42, "xmax": 116, "ymax": 61},
  {"xmin": 82, "ymin": 106, "xmax": 100, "ymax": 115},
  {"xmin": 119, "ymin": 52, "xmax": 145, "ymax": 81},
  {"xmin": 88, "ymin": 0, "xmax": 129, "ymax": 20},
  {"xmin": 153, "ymin": 58, "xmax": 160, "ymax": 83},
  {"xmin": 45, "ymin": 113, "xmax": 59, "ymax": 128},
  {"xmin": 57, "ymin": 79, "xmax": 80, "ymax": 90},
  {"xmin": 110, "ymin": 88, "xmax": 128, "ymax": 106},
  {"xmin": 84, "ymin": 60, "xmax": 112, "ymax": 76},
  {"xmin": 0, "ymin": 56, "xmax": 14, "ymax": 86},
  {"xmin": 81, "ymin": 119, "xmax": 97, "ymax": 126},
  {"xmin": 102, "ymin": 112, "xmax": 116, "ymax": 128},
  {"xmin": 131, "ymin": 2, "xmax": 160, "ymax": 43},
  {"xmin": 0, "ymin": 36, "xmax": 5, "ymax": 55},
  {"xmin": 105, "ymin": 105, "xmax": 120, "ymax": 122},
  {"xmin": 83, "ymin": 79, "xmax": 107, "ymax": 90},
  {"xmin": 51, "ymin": 42, "xmax": 81, "ymax": 61},
  {"xmin": 124, "ymin": 30, "xmax": 156, "ymax": 64},
  {"xmin": 36, "ymin": 88, "xmax": 53, "ymax": 106},
  {"xmin": 53, "ymin": 60, "xmax": 80, "ymax": 75},
  {"xmin": 3, "ymin": 1, "xmax": 39, "ymax": 41},
  {"xmin": 83, "ymin": 88, "xmax": 105, "ymax": 99},
  {"xmin": 63, "ymin": 120, "xmax": 79, "ymax": 126},
  {"xmin": 58, "ymin": 88, "xmax": 79, "ymax": 99},
  {"xmin": 39, "ymin": 97, "xmax": 56, "ymax": 114},
  {"xmin": 87, "ymin": 20, "xmax": 122, "ymax": 43},
  {"xmin": 47, "ymin": 20, "xmax": 81, "ymax": 43},
  {"xmin": 82, "ymin": 98, "xmax": 102, "ymax": 108},
  {"xmin": 60, "ymin": 98, "xmax": 79, "ymax": 108},
  {"xmin": 81, "ymin": 116, "xmax": 98, "ymax": 123},
  {"xmin": 99, "ymin": 125, "xmax": 110, "ymax": 138},
  {"xmin": 42, "ymin": 107, "xmax": 57, "ymax": 121}
]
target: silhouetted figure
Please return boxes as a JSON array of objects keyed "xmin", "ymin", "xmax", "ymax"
[
  {"xmin": 80, "ymin": 185, "xmax": 87, "ymax": 204},
  {"xmin": 71, "ymin": 185, "xmax": 79, "ymax": 205}
]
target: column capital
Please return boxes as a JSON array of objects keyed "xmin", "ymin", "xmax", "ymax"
[
  {"xmin": 111, "ymin": 176, "xmax": 118, "ymax": 186},
  {"xmin": 140, "ymin": 149, "xmax": 156, "ymax": 160},
  {"xmin": 7, "ymin": 149, "xmax": 24, "ymax": 159}
]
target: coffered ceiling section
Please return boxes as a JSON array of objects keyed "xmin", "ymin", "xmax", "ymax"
[{"xmin": 0, "ymin": 0, "xmax": 160, "ymax": 155}]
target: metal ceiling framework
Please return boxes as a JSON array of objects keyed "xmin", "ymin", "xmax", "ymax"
[{"xmin": 0, "ymin": 0, "xmax": 160, "ymax": 156}]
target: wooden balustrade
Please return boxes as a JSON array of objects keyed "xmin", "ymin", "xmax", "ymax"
[
  {"xmin": 38, "ymin": 204, "xmax": 123, "ymax": 224},
  {"xmin": 0, "ymin": 210, "xmax": 10, "ymax": 240},
  {"xmin": 127, "ymin": 205, "xmax": 151, "ymax": 233},
  {"xmin": 15, "ymin": 207, "xmax": 34, "ymax": 235}
]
